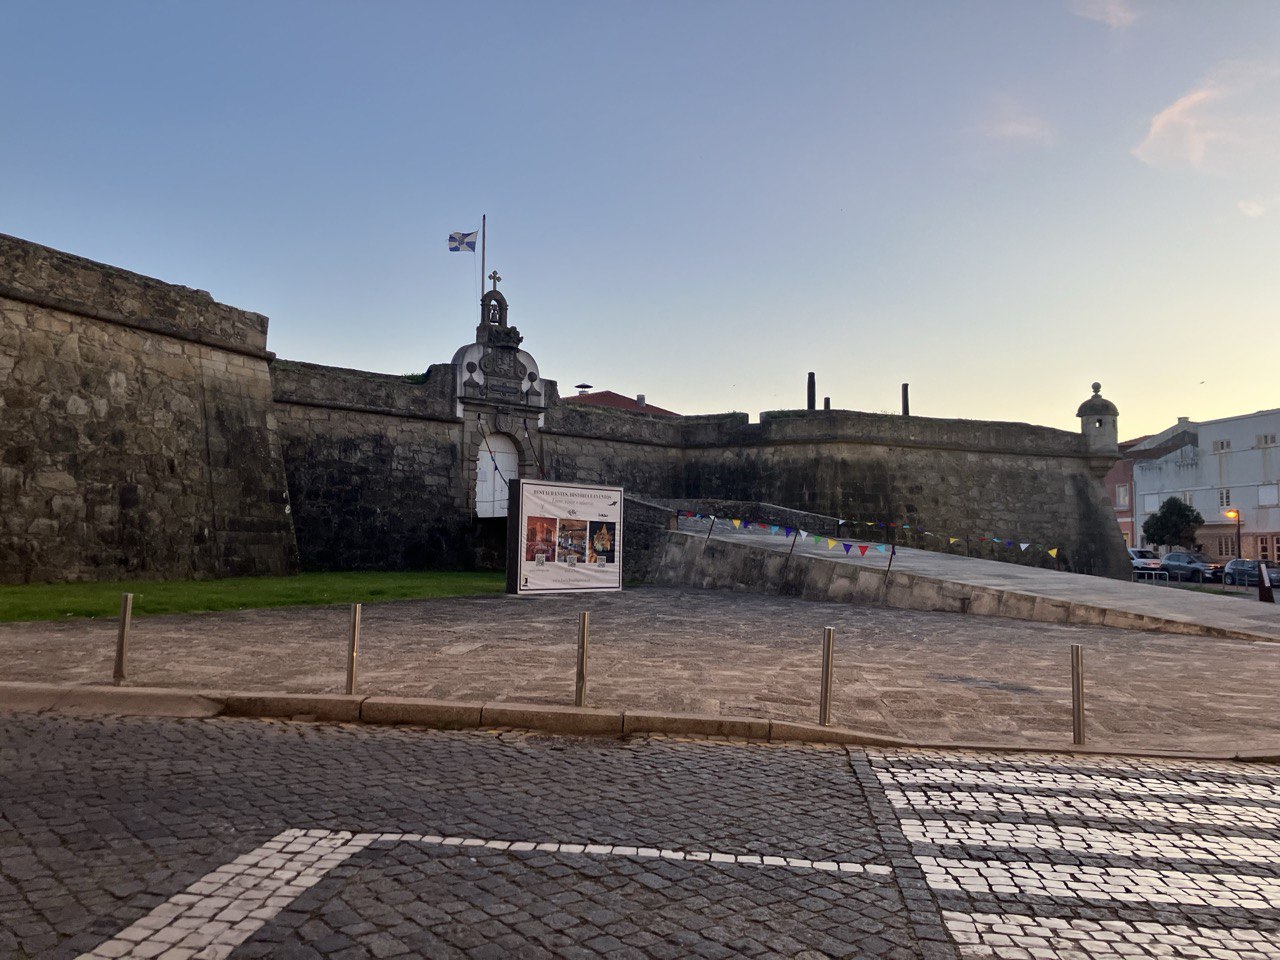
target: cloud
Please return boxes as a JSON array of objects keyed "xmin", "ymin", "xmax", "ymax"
[
  {"xmin": 1134, "ymin": 61, "xmax": 1280, "ymax": 214},
  {"xmin": 1067, "ymin": 0, "xmax": 1137, "ymax": 29},
  {"xmin": 1133, "ymin": 87, "xmax": 1222, "ymax": 170},
  {"xmin": 1238, "ymin": 195, "xmax": 1280, "ymax": 218},
  {"xmin": 981, "ymin": 97, "xmax": 1059, "ymax": 148}
]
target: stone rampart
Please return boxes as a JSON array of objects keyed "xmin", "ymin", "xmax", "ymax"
[
  {"xmin": 540, "ymin": 402, "xmax": 684, "ymax": 498},
  {"xmin": 271, "ymin": 359, "xmax": 457, "ymax": 420},
  {"xmin": 665, "ymin": 413, "xmax": 1123, "ymax": 576},
  {"xmin": 0, "ymin": 235, "xmax": 297, "ymax": 583},
  {"xmin": 0, "ymin": 234, "xmax": 1126, "ymax": 581},
  {"xmin": 675, "ymin": 422, "xmax": 1125, "ymax": 578},
  {"xmin": 685, "ymin": 408, "xmax": 1092, "ymax": 457},
  {"xmin": 270, "ymin": 361, "xmax": 469, "ymax": 570},
  {"xmin": 0, "ymin": 233, "xmax": 269, "ymax": 354}
]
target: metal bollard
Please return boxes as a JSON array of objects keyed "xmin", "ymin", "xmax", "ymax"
[
  {"xmin": 818, "ymin": 626, "xmax": 835, "ymax": 726},
  {"xmin": 113, "ymin": 593, "xmax": 133, "ymax": 686},
  {"xmin": 346, "ymin": 603, "xmax": 361, "ymax": 696},
  {"xmin": 1070, "ymin": 644, "xmax": 1085, "ymax": 745},
  {"xmin": 574, "ymin": 611, "xmax": 589, "ymax": 707}
]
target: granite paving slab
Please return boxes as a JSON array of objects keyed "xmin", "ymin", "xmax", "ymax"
[{"xmin": 1, "ymin": 586, "xmax": 1278, "ymax": 754}]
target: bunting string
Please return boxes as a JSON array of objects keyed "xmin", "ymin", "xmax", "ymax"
[{"xmin": 672, "ymin": 511, "xmax": 1062, "ymax": 561}]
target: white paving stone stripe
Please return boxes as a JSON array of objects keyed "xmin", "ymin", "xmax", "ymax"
[
  {"xmin": 943, "ymin": 909, "xmax": 1280, "ymax": 959},
  {"xmin": 883, "ymin": 786, "xmax": 1280, "ymax": 830},
  {"xmin": 923, "ymin": 857, "xmax": 1280, "ymax": 909},
  {"xmin": 375, "ymin": 831, "xmax": 892, "ymax": 875},
  {"xmin": 900, "ymin": 817, "xmax": 1280, "ymax": 867},
  {"xmin": 880, "ymin": 766, "xmax": 1280, "ymax": 806},
  {"xmin": 77, "ymin": 829, "xmax": 893, "ymax": 959},
  {"xmin": 872, "ymin": 750, "xmax": 1280, "ymax": 784},
  {"xmin": 76, "ymin": 828, "xmax": 375, "ymax": 960}
]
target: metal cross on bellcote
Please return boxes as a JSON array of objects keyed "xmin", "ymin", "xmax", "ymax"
[{"xmin": 488, "ymin": 271, "xmax": 501, "ymax": 291}]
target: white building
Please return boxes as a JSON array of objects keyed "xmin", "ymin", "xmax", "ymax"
[{"xmin": 1132, "ymin": 408, "xmax": 1280, "ymax": 561}]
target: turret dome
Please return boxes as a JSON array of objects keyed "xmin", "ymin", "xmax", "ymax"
[{"xmin": 1076, "ymin": 382, "xmax": 1118, "ymax": 418}]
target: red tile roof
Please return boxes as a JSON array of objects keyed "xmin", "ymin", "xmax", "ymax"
[{"xmin": 563, "ymin": 390, "xmax": 680, "ymax": 418}]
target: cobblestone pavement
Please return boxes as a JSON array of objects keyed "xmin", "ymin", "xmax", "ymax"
[
  {"xmin": 3, "ymin": 587, "xmax": 1280, "ymax": 752},
  {"xmin": 1, "ymin": 715, "xmax": 1278, "ymax": 959}
]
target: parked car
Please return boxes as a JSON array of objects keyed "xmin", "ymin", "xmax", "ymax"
[
  {"xmin": 1222, "ymin": 558, "xmax": 1280, "ymax": 587},
  {"xmin": 1127, "ymin": 547, "xmax": 1162, "ymax": 574},
  {"xmin": 1159, "ymin": 551, "xmax": 1223, "ymax": 582}
]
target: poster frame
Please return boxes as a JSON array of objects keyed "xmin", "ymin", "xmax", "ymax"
[{"xmin": 506, "ymin": 479, "xmax": 624, "ymax": 595}]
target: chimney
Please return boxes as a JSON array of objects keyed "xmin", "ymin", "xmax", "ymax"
[
  {"xmin": 823, "ymin": 397, "xmax": 830, "ymax": 411},
  {"xmin": 807, "ymin": 372, "xmax": 816, "ymax": 411},
  {"xmin": 574, "ymin": 382, "xmax": 593, "ymax": 396},
  {"xmin": 902, "ymin": 383, "xmax": 910, "ymax": 417},
  {"xmin": 636, "ymin": 394, "xmax": 646, "ymax": 407},
  {"xmin": 1177, "ymin": 417, "xmax": 1189, "ymax": 425}
]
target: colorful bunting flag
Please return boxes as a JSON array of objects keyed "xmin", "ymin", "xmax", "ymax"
[{"xmin": 675, "ymin": 504, "xmax": 1063, "ymax": 566}]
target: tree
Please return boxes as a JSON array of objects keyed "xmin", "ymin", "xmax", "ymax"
[{"xmin": 1142, "ymin": 497, "xmax": 1204, "ymax": 549}]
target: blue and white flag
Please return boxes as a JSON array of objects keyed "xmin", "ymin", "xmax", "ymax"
[{"xmin": 448, "ymin": 230, "xmax": 478, "ymax": 252}]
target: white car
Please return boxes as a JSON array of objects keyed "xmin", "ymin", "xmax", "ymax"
[{"xmin": 1127, "ymin": 547, "xmax": 1162, "ymax": 573}]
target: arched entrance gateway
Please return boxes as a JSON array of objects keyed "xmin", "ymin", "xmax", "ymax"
[
  {"xmin": 474, "ymin": 432, "xmax": 519, "ymax": 518},
  {"xmin": 450, "ymin": 271, "xmax": 547, "ymax": 567}
]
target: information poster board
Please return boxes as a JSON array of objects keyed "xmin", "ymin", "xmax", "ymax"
[{"xmin": 508, "ymin": 480, "xmax": 624, "ymax": 594}]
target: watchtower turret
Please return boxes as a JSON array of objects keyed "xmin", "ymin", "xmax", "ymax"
[{"xmin": 1077, "ymin": 381, "xmax": 1118, "ymax": 454}]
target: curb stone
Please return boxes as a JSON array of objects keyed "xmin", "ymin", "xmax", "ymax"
[{"xmin": 0, "ymin": 681, "xmax": 1276, "ymax": 761}]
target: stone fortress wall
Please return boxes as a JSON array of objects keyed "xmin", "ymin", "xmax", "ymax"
[
  {"xmin": 270, "ymin": 359, "xmax": 468, "ymax": 570},
  {"xmin": 278, "ymin": 368, "xmax": 1127, "ymax": 578},
  {"xmin": 0, "ymin": 234, "xmax": 1128, "ymax": 583},
  {"xmin": 0, "ymin": 234, "xmax": 298, "ymax": 583}
]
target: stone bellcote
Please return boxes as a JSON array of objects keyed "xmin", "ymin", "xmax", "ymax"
[{"xmin": 451, "ymin": 273, "xmax": 544, "ymax": 413}]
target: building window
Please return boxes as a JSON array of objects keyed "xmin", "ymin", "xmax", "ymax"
[
  {"xmin": 1258, "ymin": 434, "xmax": 1277, "ymax": 447},
  {"xmin": 1213, "ymin": 439, "xmax": 1232, "ymax": 452},
  {"xmin": 1219, "ymin": 488, "xmax": 1232, "ymax": 507},
  {"xmin": 1260, "ymin": 485, "xmax": 1279, "ymax": 507},
  {"xmin": 1115, "ymin": 484, "xmax": 1130, "ymax": 509},
  {"xmin": 1263, "ymin": 538, "xmax": 1271, "ymax": 561},
  {"xmin": 1143, "ymin": 494, "xmax": 1160, "ymax": 513},
  {"xmin": 1218, "ymin": 535, "xmax": 1235, "ymax": 556}
]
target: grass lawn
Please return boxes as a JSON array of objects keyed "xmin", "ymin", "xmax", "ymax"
[{"xmin": 0, "ymin": 570, "xmax": 505, "ymax": 622}]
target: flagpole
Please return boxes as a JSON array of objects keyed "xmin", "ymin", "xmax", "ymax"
[{"xmin": 480, "ymin": 214, "xmax": 486, "ymax": 299}]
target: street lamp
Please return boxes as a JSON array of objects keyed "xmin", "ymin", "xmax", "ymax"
[{"xmin": 1225, "ymin": 508, "xmax": 1242, "ymax": 560}]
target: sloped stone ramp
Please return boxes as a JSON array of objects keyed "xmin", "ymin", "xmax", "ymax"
[{"xmin": 650, "ymin": 526, "xmax": 1280, "ymax": 644}]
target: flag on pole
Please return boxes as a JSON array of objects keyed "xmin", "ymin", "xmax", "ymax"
[{"xmin": 448, "ymin": 230, "xmax": 478, "ymax": 252}]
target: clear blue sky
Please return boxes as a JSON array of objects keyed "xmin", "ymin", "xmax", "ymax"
[{"xmin": 5, "ymin": 1, "xmax": 1278, "ymax": 437}]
